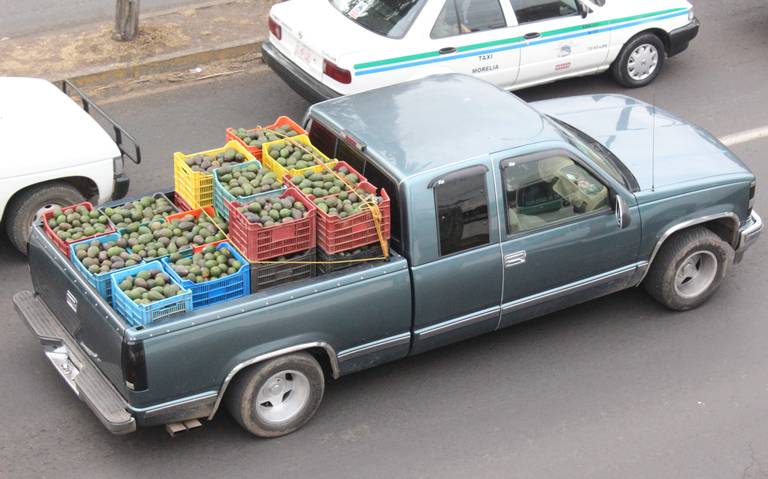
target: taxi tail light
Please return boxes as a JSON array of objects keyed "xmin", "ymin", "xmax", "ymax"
[
  {"xmin": 268, "ymin": 17, "xmax": 282, "ymax": 40},
  {"xmin": 323, "ymin": 59, "xmax": 351, "ymax": 84}
]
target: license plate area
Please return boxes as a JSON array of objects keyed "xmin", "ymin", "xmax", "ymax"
[{"xmin": 293, "ymin": 40, "xmax": 323, "ymax": 76}]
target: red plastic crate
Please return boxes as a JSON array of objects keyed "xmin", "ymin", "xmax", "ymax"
[
  {"xmin": 165, "ymin": 205, "xmax": 217, "ymax": 224},
  {"xmin": 316, "ymin": 183, "xmax": 391, "ymax": 254},
  {"xmin": 42, "ymin": 201, "xmax": 116, "ymax": 257},
  {"xmin": 286, "ymin": 161, "xmax": 367, "ymax": 200},
  {"xmin": 225, "ymin": 116, "xmax": 307, "ymax": 160},
  {"xmin": 228, "ymin": 186, "xmax": 317, "ymax": 261},
  {"xmin": 174, "ymin": 192, "xmax": 193, "ymax": 211}
]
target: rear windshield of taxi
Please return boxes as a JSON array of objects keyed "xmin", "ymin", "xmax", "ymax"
[{"xmin": 329, "ymin": 0, "xmax": 428, "ymax": 38}]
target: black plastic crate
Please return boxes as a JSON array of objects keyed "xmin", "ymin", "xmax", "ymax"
[
  {"xmin": 250, "ymin": 248, "xmax": 316, "ymax": 293},
  {"xmin": 317, "ymin": 242, "xmax": 388, "ymax": 275}
]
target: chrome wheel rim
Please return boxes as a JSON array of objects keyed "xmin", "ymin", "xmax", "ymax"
[
  {"xmin": 627, "ymin": 44, "xmax": 659, "ymax": 81},
  {"xmin": 674, "ymin": 250, "xmax": 718, "ymax": 299},
  {"xmin": 255, "ymin": 370, "xmax": 310, "ymax": 425}
]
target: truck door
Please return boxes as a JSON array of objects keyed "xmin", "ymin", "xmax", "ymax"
[
  {"xmin": 493, "ymin": 148, "xmax": 642, "ymax": 328},
  {"xmin": 409, "ymin": 162, "xmax": 504, "ymax": 354}
]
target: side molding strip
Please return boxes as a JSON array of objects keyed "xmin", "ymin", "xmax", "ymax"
[
  {"xmin": 337, "ymin": 333, "xmax": 411, "ymax": 362},
  {"xmin": 415, "ymin": 307, "xmax": 500, "ymax": 340}
]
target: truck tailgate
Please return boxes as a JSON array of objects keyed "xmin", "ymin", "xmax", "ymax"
[{"xmin": 26, "ymin": 225, "xmax": 129, "ymax": 398}]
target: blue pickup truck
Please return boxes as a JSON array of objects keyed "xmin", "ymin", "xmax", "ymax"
[{"xmin": 15, "ymin": 74, "xmax": 762, "ymax": 438}]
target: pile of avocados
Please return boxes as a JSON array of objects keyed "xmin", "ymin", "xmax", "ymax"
[
  {"xmin": 217, "ymin": 163, "xmax": 282, "ymax": 198},
  {"xmin": 233, "ymin": 124, "xmax": 301, "ymax": 148},
  {"xmin": 312, "ymin": 188, "xmax": 383, "ymax": 218},
  {"xmin": 74, "ymin": 238, "xmax": 142, "ymax": 274},
  {"xmin": 184, "ymin": 148, "xmax": 247, "ymax": 173},
  {"xmin": 236, "ymin": 195, "xmax": 308, "ymax": 227},
  {"xmin": 47, "ymin": 205, "xmax": 111, "ymax": 242},
  {"xmin": 290, "ymin": 165, "xmax": 360, "ymax": 198},
  {"xmin": 267, "ymin": 140, "xmax": 329, "ymax": 170},
  {"xmin": 117, "ymin": 269, "xmax": 184, "ymax": 305},
  {"xmin": 167, "ymin": 244, "xmax": 244, "ymax": 284},
  {"xmin": 102, "ymin": 195, "xmax": 178, "ymax": 229},
  {"xmin": 121, "ymin": 214, "xmax": 227, "ymax": 259}
]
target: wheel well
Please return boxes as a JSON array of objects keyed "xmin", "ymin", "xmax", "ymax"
[
  {"xmin": 639, "ymin": 28, "xmax": 670, "ymax": 54},
  {"xmin": 1, "ymin": 177, "xmax": 98, "ymax": 225},
  {"xmin": 701, "ymin": 217, "xmax": 740, "ymax": 248}
]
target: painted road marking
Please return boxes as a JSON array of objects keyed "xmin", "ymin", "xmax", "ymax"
[{"xmin": 719, "ymin": 126, "xmax": 768, "ymax": 147}]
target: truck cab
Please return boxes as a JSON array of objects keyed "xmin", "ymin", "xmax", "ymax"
[{"xmin": 0, "ymin": 78, "xmax": 139, "ymax": 253}]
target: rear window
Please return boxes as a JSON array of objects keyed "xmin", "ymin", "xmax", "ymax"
[{"xmin": 329, "ymin": 0, "xmax": 428, "ymax": 38}]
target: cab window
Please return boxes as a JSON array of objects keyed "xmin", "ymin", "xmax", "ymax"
[
  {"xmin": 508, "ymin": 0, "xmax": 579, "ymax": 24},
  {"xmin": 431, "ymin": 0, "xmax": 506, "ymax": 39},
  {"xmin": 433, "ymin": 167, "xmax": 490, "ymax": 256},
  {"xmin": 503, "ymin": 155, "xmax": 609, "ymax": 234}
]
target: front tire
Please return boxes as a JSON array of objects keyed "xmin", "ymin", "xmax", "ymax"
[
  {"xmin": 225, "ymin": 352, "xmax": 325, "ymax": 438},
  {"xmin": 5, "ymin": 182, "xmax": 84, "ymax": 254},
  {"xmin": 644, "ymin": 227, "xmax": 734, "ymax": 311},
  {"xmin": 611, "ymin": 33, "xmax": 666, "ymax": 88}
]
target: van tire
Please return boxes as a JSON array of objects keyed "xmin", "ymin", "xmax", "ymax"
[
  {"xmin": 5, "ymin": 183, "xmax": 84, "ymax": 255},
  {"xmin": 226, "ymin": 352, "xmax": 325, "ymax": 438},
  {"xmin": 611, "ymin": 32, "xmax": 666, "ymax": 88},
  {"xmin": 644, "ymin": 227, "xmax": 734, "ymax": 311}
]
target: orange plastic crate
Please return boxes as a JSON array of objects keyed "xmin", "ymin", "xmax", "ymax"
[{"xmin": 225, "ymin": 116, "xmax": 307, "ymax": 160}]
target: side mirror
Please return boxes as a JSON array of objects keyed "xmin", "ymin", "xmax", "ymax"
[
  {"xmin": 578, "ymin": 1, "xmax": 589, "ymax": 18},
  {"xmin": 615, "ymin": 194, "xmax": 631, "ymax": 229}
]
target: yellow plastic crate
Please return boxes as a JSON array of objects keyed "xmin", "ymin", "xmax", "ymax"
[
  {"xmin": 173, "ymin": 140, "xmax": 257, "ymax": 208},
  {"xmin": 262, "ymin": 134, "xmax": 337, "ymax": 182}
]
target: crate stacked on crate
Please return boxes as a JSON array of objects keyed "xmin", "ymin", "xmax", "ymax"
[
  {"xmin": 213, "ymin": 160, "xmax": 286, "ymax": 222},
  {"xmin": 261, "ymin": 134, "xmax": 338, "ymax": 182},
  {"xmin": 227, "ymin": 187, "xmax": 318, "ymax": 292},
  {"xmin": 42, "ymin": 202, "xmax": 116, "ymax": 257},
  {"xmin": 111, "ymin": 260, "xmax": 192, "ymax": 327},
  {"xmin": 226, "ymin": 116, "xmax": 307, "ymax": 160},
  {"xmin": 173, "ymin": 140, "xmax": 256, "ymax": 209}
]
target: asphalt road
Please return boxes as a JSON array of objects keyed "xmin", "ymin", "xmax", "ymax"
[
  {"xmin": 0, "ymin": 0, "xmax": 193, "ymax": 38},
  {"xmin": 2, "ymin": 0, "xmax": 768, "ymax": 477}
]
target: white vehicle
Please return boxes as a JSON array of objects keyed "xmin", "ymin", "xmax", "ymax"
[
  {"xmin": 263, "ymin": 0, "xmax": 699, "ymax": 103},
  {"xmin": 0, "ymin": 78, "xmax": 140, "ymax": 253}
]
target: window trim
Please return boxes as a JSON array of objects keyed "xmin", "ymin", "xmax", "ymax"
[
  {"xmin": 431, "ymin": 164, "xmax": 492, "ymax": 258},
  {"xmin": 430, "ymin": 0, "xmax": 509, "ymax": 40},
  {"xmin": 507, "ymin": 0, "xmax": 582, "ymax": 26},
  {"xmin": 500, "ymin": 149, "xmax": 613, "ymax": 239}
]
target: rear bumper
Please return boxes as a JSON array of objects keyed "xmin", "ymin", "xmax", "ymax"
[
  {"xmin": 261, "ymin": 41, "xmax": 340, "ymax": 104},
  {"xmin": 668, "ymin": 17, "xmax": 700, "ymax": 57},
  {"xmin": 735, "ymin": 210, "xmax": 763, "ymax": 262},
  {"xmin": 13, "ymin": 290, "xmax": 136, "ymax": 434}
]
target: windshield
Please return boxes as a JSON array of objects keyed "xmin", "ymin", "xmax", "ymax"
[
  {"xmin": 329, "ymin": 0, "xmax": 427, "ymax": 38},
  {"xmin": 547, "ymin": 115, "xmax": 637, "ymax": 191}
]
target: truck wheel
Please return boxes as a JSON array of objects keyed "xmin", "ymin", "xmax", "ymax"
[
  {"xmin": 611, "ymin": 33, "xmax": 666, "ymax": 88},
  {"xmin": 644, "ymin": 227, "xmax": 734, "ymax": 311},
  {"xmin": 5, "ymin": 183, "xmax": 84, "ymax": 255},
  {"xmin": 225, "ymin": 352, "xmax": 325, "ymax": 438}
]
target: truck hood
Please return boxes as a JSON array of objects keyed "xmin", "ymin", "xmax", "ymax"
[
  {"xmin": 530, "ymin": 95, "xmax": 751, "ymax": 191},
  {"xmin": 0, "ymin": 77, "xmax": 119, "ymax": 179}
]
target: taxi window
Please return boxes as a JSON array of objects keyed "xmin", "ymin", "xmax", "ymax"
[
  {"xmin": 508, "ymin": 0, "xmax": 579, "ymax": 24},
  {"xmin": 330, "ymin": 0, "xmax": 428, "ymax": 39},
  {"xmin": 431, "ymin": 0, "xmax": 506, "ymax": 39}
]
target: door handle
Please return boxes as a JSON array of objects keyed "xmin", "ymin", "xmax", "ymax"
[
  {"xmin": 504, "ymin": 250, "xmax": 527, "ymax": 268},
  {"xmin": 438, "ymin": 47, "xmax": 456, "ymax": 55},
  {"xmin": 523, "ymin": 32, "xmax": 541, "ymax": 40}
]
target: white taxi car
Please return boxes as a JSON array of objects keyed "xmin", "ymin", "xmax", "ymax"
[{"xmin": 262, "ymin": 0, "xmax": 699, "ymax": 103}]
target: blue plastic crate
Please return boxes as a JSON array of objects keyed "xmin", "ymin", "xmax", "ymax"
[
  {"xmin": 70, "ymin": 232, "xmax": 133, "ymax": 305},
  {"xmin": 213, "ymin": 160, "xmax": 286, "ymax": 222},
  {"xmin": 110, "ymin": 261, "xmax": 192, "ymax": 327},
  {"xmin": 162, "ymin": 242, "xmax": 250, "ymax": 308}
]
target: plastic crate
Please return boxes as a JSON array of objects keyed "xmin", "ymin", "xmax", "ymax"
[
  {"xmin": 261, "ymin": 134, "xmax": 338, "ymax": 182},
  {"xmin": 316, "ymin": 182, "xmax": 391, "ymax": 254},
  {"xmin": 69, "ymin": 232, "xmax": 139, "ymax": 305},
  {"xmin": 111, "ymin": 261, "xmax": 192, "ymax": 327},
  {"xmin": 162, "ymin": 242, "xmax": 250, "ymax": 308},
  {"xmin": 174, "ymin": 192, "xmax": 193, "ymax": 211},
  {"xmin": 317, "ymin": 243, "xmax": 387, "ymax": 275},
  {"xmin": 225, "ymin": 116, "xmax": 307, "ymax": 160},
  {"xmin": 250, "ymin": 248, "xmax": 315, "ymax": 293},
  {"xmin": 286, "ymin": 161, "xmax": 367, "ymax": 200},
  {"xmin": 42, "ymin": 201, "xmax": 116, "ymax": 257},
  {"xmin": 213, "ymin": 160, "xmax": 286, "ymax": 222},
  {"xmin": 99, "ymin": 192, "xmax": 179, "ymax": 231},
  {"xmin": 174, "ymin": 140, "xmax": 256, "ymax": 208},
  {"xmin": 228, "ymin": 186, "xmax": 317, "ymax": 261}
]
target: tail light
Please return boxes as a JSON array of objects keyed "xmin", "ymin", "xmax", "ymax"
[
  {"xmin": 268, "ymin": 16, "xmax": 282, "ymax": 40},
  {"xmin": 122, "ymin": 340, "xmax": 147, "ymax": 392},
  {"xmin": 748, "ymin": 180, "xmax": 756, "ymax": 215},
  {"xmin": 323, "ymin": 59, "xmax": 352, "ymax": 84}
]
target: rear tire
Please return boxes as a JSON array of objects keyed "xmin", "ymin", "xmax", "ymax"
[
  {"xmin": 644, "ymin": 227, "xmax": 734, "ymax": 311},
  {"xmin": 225, "ymin": 352, "xmax": 325, "ymax": 438},
  {"xmin": 611, "ymin": 32, "xmax": 666, "ymax": 88},
  {"xmin": 5, "ymin": 183, "xmax": 84, "ymax": 255}
]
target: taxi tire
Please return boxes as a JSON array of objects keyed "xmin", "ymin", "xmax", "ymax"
[
  {"xmin": 225, "ymin": 352, "xmax": 325, "ymax": 438},
  {"xmin": 643, "ymin": 227, "xmax": 734, "ymax": 311},
  {"xmin": 611, "ymin": 33, "xmax": 666, "ymax": 88}
]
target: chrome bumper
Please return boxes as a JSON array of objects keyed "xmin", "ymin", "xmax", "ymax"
[{"xmin": 736, "ymin": 210, "xmax": 763, "ymax": 262}]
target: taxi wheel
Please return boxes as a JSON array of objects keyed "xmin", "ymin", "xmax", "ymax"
[{"xmin": 611, "ymin": 33, "xmax": 666, "ymax": 88}]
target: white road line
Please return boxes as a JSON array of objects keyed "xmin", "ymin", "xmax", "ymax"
[{"xmin": 718, "ymin": 125, "xmax": 768, "ymax": 147}]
